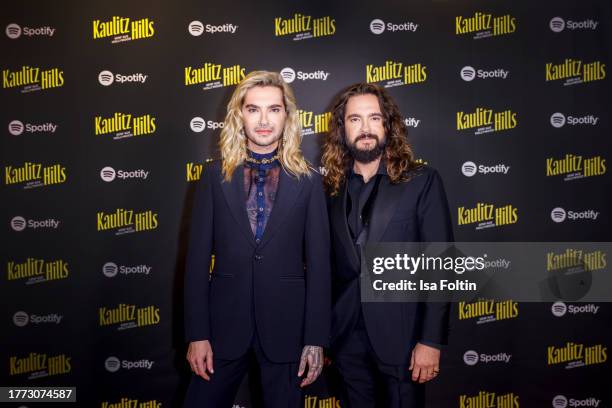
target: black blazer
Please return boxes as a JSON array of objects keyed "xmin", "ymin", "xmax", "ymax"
[
  {"xmin": 184, "ymin": 160, "xmax": 331, "ymax": 363},
  {"xmin": 329, "ymin": 165, "xmax": 453, "ymax": 365}
]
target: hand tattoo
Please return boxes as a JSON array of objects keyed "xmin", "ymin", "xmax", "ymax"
[{"xmin": 298, "ymin": 345, "xmax": 324, "ymax": 387}]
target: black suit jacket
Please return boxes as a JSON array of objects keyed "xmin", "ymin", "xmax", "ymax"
[
  {"xmin": 329, "ymin": 165, "xmax": 453, "ymax": 365},
  {"xmin": 184, "ymin": 160, "xmax": 331, "ymax": 363}
]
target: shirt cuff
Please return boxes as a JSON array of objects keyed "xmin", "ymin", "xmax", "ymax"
[{"xmin": 418, "ymin": 340, "xmax": 442, "ymax": 350}]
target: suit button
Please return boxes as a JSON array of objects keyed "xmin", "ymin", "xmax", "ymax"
[{"xmin": 254, "ymin": 254, "xmax": 263, "ymax": 260}]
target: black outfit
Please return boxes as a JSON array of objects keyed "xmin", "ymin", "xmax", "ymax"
[
  {"xmin": 183, "ymin": 154, "xmax": 331, "ymax": 408},
  {"xmin": 329, "ymin": 162, "xmax": 454, "ymax": 408}
]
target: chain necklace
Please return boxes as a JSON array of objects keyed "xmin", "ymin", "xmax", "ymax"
[{"xmin": 244, "ymin": 154, "xmax": 280, "ymax": 165}]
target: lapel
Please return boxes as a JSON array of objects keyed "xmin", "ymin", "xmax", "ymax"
[
  {"xmin": 220, "ymin": 164, "xmax": 256, "ymax": 247},
  {"xmin": 258, "ymin": 167, "xmax": 303, "ymax": 248},
  {"xmin": 331, "ymin": 181, "xmax": 360, "ymax": 273},
  {"xmin": 367, "ymin": 176, "xmax": 405, "ymax": 244}
]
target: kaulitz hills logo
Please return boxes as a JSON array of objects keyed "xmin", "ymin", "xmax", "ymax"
[
  {"xmin": 547, "ymin": 342, "xmax": 607, "ymax": 369},
  {"xmin": 4, "ymin": 162, "xmax": 67, "ymax": 189},
  {"xmin": 305, "ymin": 395, "xmax": 341, "ymax": 408},
  {"xmin": 7, "ymin": 258, "xmax": 69, "ymax": 285},
  {"xmin": 92, "ymin": 16, "xmax": 155, "ymax": 44},
  {"xmin": 457, "ymin": 107, "xmax": 517, "ymax": 135},
  {"xmin": 186, "ymin": 162, "xmax": 203, "ymax": 181},
  {"xmin": 94, "ymin": 112, "xmax": 156, "ymax": 140},
  {"xmin": 186, "ymin": 159, "xmax": 214, "ymax": 182},
  {"xmin": 98, "ymin": 303, "xmax": 160, "ymax": 330},
  {"xmin": 458, "ymin": 299, "xmax": 518, "ymax": 324},
  {"xmin": 9, "ymin": 352, "xmax": 71, "ymax": 379},
  {"xmin": 546, "ymin": 154, "xmax": 606, "ymax": 181},
  {"xmin": 298, "ymin": 110, "xmax": 331, "ymax": 135},
  {"xmin": 97, "ymin": 208, "xmax": 158, "ymax": 235},
  {"xmin": 2, "ymin": 65, "xmax": 64, "ymax": 93},
  {"xmin": 274, "ymin": 13, "xmax": 336, "ymax": 41},
  {"xmin": 459, "ymin": 391, "xmax": 519, "ymax": 408},
  {"xmin": 545, "ymin": 59, "xmax": 606, "ymax": 86},
  {"xmin": 547, "ymin": 249, "xmax": 606, "ymax": 273},
  {"xmin": 366, "ymin": 60, "xmax": 427, "ymax": 88},
  {"xmin": 184, "ymin": 62, "xmax": 245, "ymax": 90},
  {"xmin": 455, "ymin": 12, "xmax": 516, "ymax": 39},
  {"xmin": 101, "ymin": 398, "xmax": 161, "ymax": 408},
  {"xmin": 457, "ymin": 202, "xmax": 518, "ymax": 230}
]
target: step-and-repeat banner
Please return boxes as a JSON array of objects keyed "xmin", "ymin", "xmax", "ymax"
[{"xmin": 2, "ymin": 1, "xmax": 611, "ymax": 407}]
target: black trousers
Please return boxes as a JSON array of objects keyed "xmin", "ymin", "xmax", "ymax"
[
  {"xmin": 183, "ymin": 329, "xmax": 302, "ymax": 408},
  {"xmin": 333, "ymin": 326, "xmax": 425, "ymax": 408}
]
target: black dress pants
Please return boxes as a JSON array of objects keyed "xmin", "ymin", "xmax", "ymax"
[
  {"xmin": 184, "ymin": 328, "xmax": 302, "ymax": 408},
  {"xmin": 334, "ymin": 326, "xmax": 425, "ymax": 408}
]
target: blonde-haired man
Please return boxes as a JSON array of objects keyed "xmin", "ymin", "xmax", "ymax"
[{"xmin": 184, "ymin": 71, "xmax": 331, "ymax": 407}]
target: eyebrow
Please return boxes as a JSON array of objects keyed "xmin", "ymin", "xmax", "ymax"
[
  {"xmin": 244, "ymin": 104, "xmax": 284, "ymax": 109},
  {"xmin": 346, "ymin": 112, "xmax": 383, "ymax": 119}
]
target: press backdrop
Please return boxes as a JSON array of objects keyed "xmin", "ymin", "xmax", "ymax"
[{"xmin": 2, "ymin": 1, "xmax": 611, "ymax": 407}]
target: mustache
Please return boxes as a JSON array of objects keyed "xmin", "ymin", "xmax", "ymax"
[{"xmin": 354, "ymin": 133, "xmax": 379, "ymax": 142}]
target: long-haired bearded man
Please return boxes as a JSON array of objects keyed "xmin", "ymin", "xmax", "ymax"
[{"xmin": 322, "ymin": 83, "xmax": 453, "ymax": 408}]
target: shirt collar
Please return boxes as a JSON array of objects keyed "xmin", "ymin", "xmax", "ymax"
[
  {"xmin": 349, "ymin": 158, "xmax": 387, "ymax": 179},
  {"xmin": 248, "ymin": 149, "xmax": 277, "ymax": 160}
]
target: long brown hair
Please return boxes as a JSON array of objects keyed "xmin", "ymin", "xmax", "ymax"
[{"xmin": 322, "ymin": 82, "xmax": 418, "ymax": 195}]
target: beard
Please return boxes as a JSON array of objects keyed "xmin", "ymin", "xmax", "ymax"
[{"xmin": 346, "ymin": 132, "xmax": 386, "ymax": 163}]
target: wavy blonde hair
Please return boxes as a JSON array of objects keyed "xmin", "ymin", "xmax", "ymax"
[{"xmin": 219, "ymin": 70, "xmax": 310, "ymax": 181}]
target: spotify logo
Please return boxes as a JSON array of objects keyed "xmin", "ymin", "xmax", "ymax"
[
  {"xmin": 551, "ymin": 207, "xmax": 566, "ymax": 223},
  {"xmin": 463, "ymin": 350, "xmax": 479, "ymax": 366},
  {"xmin": 98, "ymin": 70, "xmax": 114, "ymax": 86},
  {"xmin": 549, "ymin": 17, "xmax": 565, "ymax": 33},
  {"xmin": 190, "ymin": 117, "xmax": 206, "ymax": 132},
  {"xmin": 370, "ymin": 19, "xmax": 385, "ymax": 35},
  {"xmin": 188, "ymin": 21, "xmax": 204, "ymax": 36},
  {"xmin": 460, "ymin": 66, "xmax": 476, "ymax": 81},
  {"xmin": 100, "ymin": 167, "xmax": 116, "ymax": 182},
  {"xmin": 280, "ymin": 67, "xmax": 296, "ymax": 83},
  {"xmin": 6, "ymin": 23, "xmax": 22, "ymax": 39}
]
